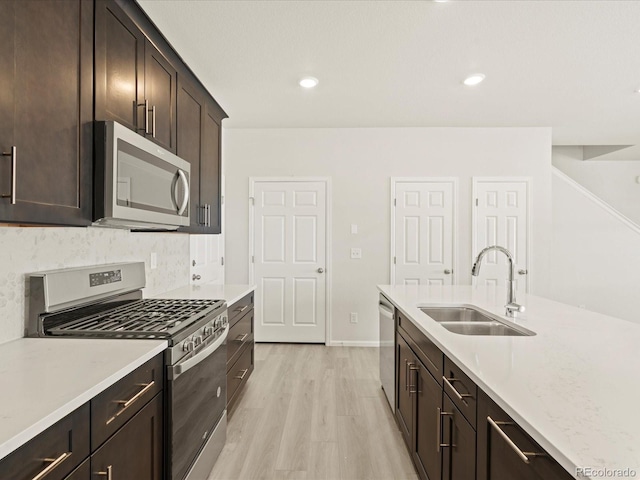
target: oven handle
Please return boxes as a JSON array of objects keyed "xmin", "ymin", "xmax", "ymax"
[{"xmin": 169, "ymin": 325, "xmax": 228, "ymax": 381}]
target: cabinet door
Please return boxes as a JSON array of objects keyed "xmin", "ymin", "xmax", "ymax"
[
  {"xmin": 177, "ymin": 75, "xmax": 205, "ymax": 230},
  {"xmin": 413, "ymin": 359, "xmax": 442, "ymax": 480},
  {"xmin": 396, "ymin": 332, "xmax": 414, "ymax": 447},
  {"xmin": 200, "ymin": 99, "xmax": 222, "ymax": 233},
  {"xmin": 442, "ymin": 395, "xmax": 475, "ymax": 480},
  {"xmin": 0, "ymin": 0, "xmax": 93, "ymax": 226},
  {"xmin": 65, "ymin": 459, "xmax": 90, "ymax": 480},
  {"xmin": 145, "ymin": 42, "xmax": 176, "ymax": 153},
  {"xmin": 91, "ymin": 393, "xmax": 163, "ymax": 480},
  {"xmin": 95, "ymin": 0, "xmax": 145, "ymax": 133}
]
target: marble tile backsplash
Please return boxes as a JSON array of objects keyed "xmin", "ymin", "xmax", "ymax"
[{"xmin": 0, "ymin": 226, "xmax": 190, "ymax": 345}]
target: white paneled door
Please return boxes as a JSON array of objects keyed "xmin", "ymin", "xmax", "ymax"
[
  {"xmin": 251, "ymin": 180, "xmax": 328, "ymax": 343},
  {"xmin": 392, "ymin": 179, "xmax": 456, "ymax": 286},
  {"xmin": 473, "ymin": 178, "xmax": 529, "ymax": 293}
]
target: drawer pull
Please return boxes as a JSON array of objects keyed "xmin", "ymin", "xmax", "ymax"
[
  {"xmin": 487, "ymin": 416, "xmax": 546, "ymax": 464},
  {"xmin": 443, "ymin": 377, "xmax": 473, "ymax": 402},
  {"xmin": 236, "ymin": 305, "xmax": 248, "ymax": 313},
  {"xmin": 408, "ymin": 364, "xmax": 420, "ymax": 394},
  {"xmin": 96, "ymin": 465, "xmax": 113, "ymax": 480},
  {"xmin": 436, "ymin": 408, "xmax": 453, "ymax": 452},
  {"xmin": 31, "ymin": 452, "xmax": 70, "ymax": 480},
  {"xmin": 106, "ymin": 381, "xmax": 155, "ymax": 425},
  {"xmin": 235, "ymin": 333, "xmax": 248, "ymax": 342},
  {"xmin": 235, "ymin": 369, "xmax": 249, "ymax": 380}
]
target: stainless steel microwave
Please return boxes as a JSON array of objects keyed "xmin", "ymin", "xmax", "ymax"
[{"xmin": 94, "ymin": 121, "xmax": 190, "ymax": 230}]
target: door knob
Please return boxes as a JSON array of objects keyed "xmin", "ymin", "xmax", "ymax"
[
  {"xmin": 518, "ymin": 269, "xmax": 528, "ymax": 275},
  {"xmin": 444, "ymin": 269, "xmax": 452, "ymax": 275},
  {"xmin": 317, "ymin": 268, "xmax": 324, "ymax": 273},
  {"xmin": 192, "ymin": 274, "xmax": 201, "ymax": 281}
]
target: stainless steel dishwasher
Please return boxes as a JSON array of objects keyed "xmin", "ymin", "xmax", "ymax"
[{"xmin": 379, "ymin": 293, "xmax": 396, "ymax": 412}]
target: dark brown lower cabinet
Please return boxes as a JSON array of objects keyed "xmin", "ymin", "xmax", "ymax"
[
  {"xmin": 91, "ymin": 393, "xmax": 163, "ymax": 480},
  {"xmin": 414, "ymin": 358, "xmax": 443, "ymax": 480},
  {"xmin": 64, "ymin": 459, "xmax": 90, "ymax": 480},
  {"xmin": 0, "ymin": 403, "xmax": 90, "ymax": 480},
  {"xmin": 477, "ymin": 391, "xmax": 573, "ymax": 480},
  {"xmin": 396, "ymin": 332, "xmax": 414, "ymax": 446},
  {"xmin": 442, "ymin": 395, "xmax": 476, "ymax": 480},
  {"xmin": 226, "ymin": 293, "xmax": 255, "ymax": 414}
]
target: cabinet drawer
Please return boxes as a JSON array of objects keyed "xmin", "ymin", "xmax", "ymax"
[
  {"xmin": 228, "ymin": 292, "xmax": 254, "ymax": 327},
  {"xmin": 91, "ymin": 354, "xmax": 163, "ymax": 449},
  {"xmin": 443, "ymin": 356, "xmax": 478, "ymax": 427},
  {"xmin": 91, "ymin": 393, "xmax": 163, "ymax": 480},
  {"xmin": 477, "ymin": 391, "xmax": 573, "ymax": 480},
  {"xmin": 227, "ymin": 309, "xmax": 254, "ymax": 367},
  {"xmin": 398, "ymin": 310, "xmax": 443, "ymax": 384},
  {"xmin": 0, "ymin": 403, "xmax": 89, "ymax": 480},
  {"xmin": 64, "ymin": 458, "xmax": 89, "ymax": 480},
  {"xmin": 227, "ymin": 342, "xmax": 254, "ymax": 412}
]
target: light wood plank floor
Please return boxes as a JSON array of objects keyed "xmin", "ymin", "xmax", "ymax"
[{"xmin": 208, "ymin": 343, "xmax": 418, "ymax": 480}]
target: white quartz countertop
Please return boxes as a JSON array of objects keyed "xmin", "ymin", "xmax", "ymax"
[
  {"xmin": 0, "ymin": 338, "xmax": 166, "ymax": 459},
  {"xmin": 378, "ymin": 285, "xmax": 640, "ymax": 480},
  {"xmin": 154, "ymin": 283, "xmax": 255, "ymax": 306}
]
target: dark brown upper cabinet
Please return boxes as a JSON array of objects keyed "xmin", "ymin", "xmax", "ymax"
[
  {"xmin": 95, "ymin": 0, "xmax": 177, "ymax": 154},
  {"xmin": 0, "ymin": 0, "xmax": 93, "ymax": 226},
  {"xmin": 177, "ymin": 75, "xmax": 225, "ymax": 234}
]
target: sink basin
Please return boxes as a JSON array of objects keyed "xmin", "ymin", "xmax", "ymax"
[{"xmin": 419, "ymin": 306, "xmax": 535, "ymax": 336}]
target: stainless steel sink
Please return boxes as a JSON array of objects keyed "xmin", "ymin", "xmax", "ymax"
[{"xmin": 419, "ymin": 306, "xmax": 535, "ymax": 336}]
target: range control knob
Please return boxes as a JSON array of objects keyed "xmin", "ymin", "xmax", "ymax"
[{"xmin": 183, "ymin": 340, "xmax": 195, "ymax": 352}]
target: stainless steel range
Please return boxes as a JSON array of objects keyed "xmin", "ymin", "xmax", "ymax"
[{"xmin": 27, "ymin": 262, "xmax": 228, "ymax": 480}]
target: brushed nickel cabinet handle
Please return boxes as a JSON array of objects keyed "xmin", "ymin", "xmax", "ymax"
[
  {"xmin": 408, "ymin": 364, "xmax": 419, "ymax": 394},
  {"xmin": 96, "ymin": 465, "xmax": 113, "ymax": 479},
  {"xmin": 236, "ymin": 305, "xmax": 248, "ymax": 313},
  {"xmin": 404, "ymin": 360, "xmax": 410, "ymax": 391},
  {"xmin": 138, "ymin": 99, "xmax": 150, "ymax": 134},
  {"xmin": 487, "ymin": 416, "xmax": 546, "ymax": 464},
  {"xmin": 235, "ymin": 333, "xmax": 248, "ymax": 342},
  {"xmin": 206, "ymin": 203, "xmax": 211, "ymax": 227},
  {"xmin": 152, "ymin": 105, "xmax": 156, "ymax": 138},
  {"xmin": 31, "ymin": 452, "xmax": 71, "ymax": 480},
  {"xmin": 443, "ymin": 377, "xmax": 473, "ymax": 402},
  {"xmin": 1, "ymin": 146, "xmax": 16, "ymax": 204},
  {"xmin": 436, "ymin": 408, "xmax": 453, "ymax": 452},
  {"xmin": 235, "ymin": 368, "xmax": 249, "ymax": 380},
  {"xmin": 106, "ymin": 381, "xmax": 155, "ymax": 425}
]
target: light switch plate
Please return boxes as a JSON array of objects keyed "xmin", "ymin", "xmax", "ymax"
[
  {"xmin": 351, "ymin": 224, "xmax": 358, "ymax": 234},
  {"xmin": 150, "ymin": 252, "xmax": 158, "ymax": 270},
  {"xmin": 350, "ymin": 248, "xmax": 362, "ymax": 259}
]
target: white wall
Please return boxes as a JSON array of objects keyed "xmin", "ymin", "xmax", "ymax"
[
  {"xmin": 224, "ymin": 127, "xmax": 552, "ymax": 345},
  {"xmin": 0, "ymin": 227, "xmax": 190, "ymax": 345},
  {"xmin": 548, "ymin": 169, "xmax": 640, "ymax": 324},
  {"xmin": 553, "ymin": 146, "xmax": 640, "ymax": 226}
]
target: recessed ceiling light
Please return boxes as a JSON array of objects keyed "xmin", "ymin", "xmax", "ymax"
[
  {"xmin": 463, "ymin": 73, "xmax": 486, "ymax": 86},
  {"xmin": 299, "ymin": 77, "xmax": 319, "ymax": 89}
]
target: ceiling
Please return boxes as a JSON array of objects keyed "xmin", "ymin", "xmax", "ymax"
[{"xmin": 138, "ymin": 0, "xmax": 640, "ymax": 145}]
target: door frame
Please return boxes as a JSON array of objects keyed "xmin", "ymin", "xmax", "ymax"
[
  {"xmin": 390, "ymin": 177, "xmax": 459, "ymax": 285},
  {"xmin": 248, "ymin": 177, "xmax": 332, "ymax": 345},
  {"xmin": 471, "ymin": 176, "xmax": 532, "ymax": 292}
]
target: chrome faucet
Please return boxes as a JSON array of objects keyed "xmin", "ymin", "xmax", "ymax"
[{"xmin": 471, "ymin": 245, "xmax": 525, "ymax": 317}]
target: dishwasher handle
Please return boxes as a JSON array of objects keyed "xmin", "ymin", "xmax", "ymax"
[{"xmin": 378, "ymin": 303, "xmax": 394, "ymax": 319}]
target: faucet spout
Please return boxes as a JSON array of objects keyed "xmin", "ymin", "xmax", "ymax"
[{"xmin": 471, "ymin": 245, "xmax": 524, "ymax": 316}]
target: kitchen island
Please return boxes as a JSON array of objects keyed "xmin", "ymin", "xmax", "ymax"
[{"xmin": 379, "ymin": 284, "xmax": 640, "ymax": 480}]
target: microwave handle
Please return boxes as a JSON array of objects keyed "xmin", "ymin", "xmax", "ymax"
[{"xmin": 175, "ymin": 169, "xmax": 190, "ymax": 215}]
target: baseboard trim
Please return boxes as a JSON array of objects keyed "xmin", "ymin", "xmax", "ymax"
[{"xmin": 327, "ymin": 340, "xmax": 379, "ymax": 347}]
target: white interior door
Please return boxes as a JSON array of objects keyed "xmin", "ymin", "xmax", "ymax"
[
  {"xmin": 251, "ymin": 180, "xmax": 327, "ymax": 343},
  {"xmin": 190, "ymin": 235, "xmax": 224, "ymax": 285},
  {"xmin": 473, "ymin": 178, "xmax": 529, "ymax": 293},
  {"xmin": 392, "ymin": 179, "xmax": 456, "ymax": 286}
]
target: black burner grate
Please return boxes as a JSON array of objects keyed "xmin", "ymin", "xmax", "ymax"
[{"xmin": 47, "ymin": 298, "xmax": 224, "ymax": 338}]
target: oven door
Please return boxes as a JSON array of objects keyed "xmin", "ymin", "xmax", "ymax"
[{"xmin": 167, "ymin": 326, "xmax": 228, "ymax": 480}]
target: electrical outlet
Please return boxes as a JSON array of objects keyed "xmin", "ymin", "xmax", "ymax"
[
  {"xmin": 351, "ymin": 224, "xmax": 358, "ymax": 234},
  {"xmin": 350, "ymin": 248, "xmax": 362, "ymax": 259},
  {"xmin": 150, "ymin": 252, "xmax": 157, "ymax": 270},
  {"xmin": 350, "ymin": 312, "xmax": 358, "ymax": 324}
]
